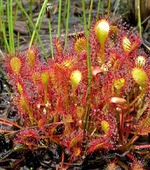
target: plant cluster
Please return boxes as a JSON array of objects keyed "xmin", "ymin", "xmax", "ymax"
[{"xmin": 2, "ymin": 18, "xmax": 150, "ymax": 169}]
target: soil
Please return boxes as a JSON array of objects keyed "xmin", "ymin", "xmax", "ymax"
[{"xmin": 0, "ymin": 0, "xmax": 150, "ymax": 170}]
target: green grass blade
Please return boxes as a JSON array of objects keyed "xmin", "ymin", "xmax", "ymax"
[
  {"xmin": 48, "ymin": 19, "xmax": 54, "ymax": 59},
  {"xmin": 29, "ymin": 0, "xmax": 48, "ymax": 47},
  {"xmin": 83, "ymin": 0, "xmax": 93, "ymax": 132},
  {"xmin": 0, "ymin": 1, "xmax": 9, "ymax": 52},
  {"xmin": 15, "ymin": 0, "xmax": 47, "ymax": 57},
  {"xmin": 102, "ymin": 0, "xmax": 104, "ymax": 16},
  {"xmin": 7, "ymin": 0, "xmax": 15, "ymax": 54},
  {"xmin": 107, "ymin": 0, "xmax": 111, "ymax": 16},
  {"xmin": 96, "ymin": 0, "xmax": 101, "ymax": 19},
  {"xmin": 82, "ymin": 0, "xmax": 87, "ymax": 29},
  {"xmin": 57, "ymin": 0, "xmax": 62, "ymax": 38},
  {"xmin": 64, "ymin": 0, "xmax": 71, "ymax": 49},
  {"xmin": 137, "ymin": 0, "xmax": 142, "ymax": 36}
]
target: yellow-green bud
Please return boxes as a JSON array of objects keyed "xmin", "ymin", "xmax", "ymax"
[{"xmin": 95, "ymin": 19, "xmax": 110, "ymax": 48}]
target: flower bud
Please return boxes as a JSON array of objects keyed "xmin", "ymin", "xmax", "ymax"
[{"xmin": 94, "ymin": 19, "xmax": 110, "ymax": 48}]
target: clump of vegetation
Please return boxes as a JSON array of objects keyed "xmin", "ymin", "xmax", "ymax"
[{"xmin": 1, "ymin": 17, "xmax": 150, "ymax": 169}]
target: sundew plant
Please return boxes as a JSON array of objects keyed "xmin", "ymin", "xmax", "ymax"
[{"xmin": 1, "ymin": 16, "xmax": 150, "ymax": 169}]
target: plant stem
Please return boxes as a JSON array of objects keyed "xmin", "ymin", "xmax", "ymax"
[
  {"xmin": 119, "ymin": 108, "xmax": 124, "ymax": 142},
  {"xmin": 44, "ymin": 85, "xmax": 48, "ymax": 104},
  {"xmin": 129, "ymin": 90, "xmax": 145, "ymax": 108},
  {"xmin": 82, "ymin": 0, "xmax": 93, "ymax": 156},
  {"xmin": 133, "ymin": 144, "xmax": 150, "ymax": 149},
  {"xmin": 0, "ymin": 117, "xmax": 23, "ymax": 129},
  {"xmin": 126, "ymin": 135, "xmax": 139, "ymax": 148},
  {"xmin": 17, "ymin": 32, "xmax": 20, "ymax": 50},
  {"xmin": 48, "ymin": 19, "xmax": 54, "ymax": 59},
  {"xmin": 47, "ymin": 3, "xmax": 54, "ymax": 60}
]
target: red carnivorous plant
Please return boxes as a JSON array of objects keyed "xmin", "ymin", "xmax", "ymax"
[{"xmin": 1, "ymin": 18, "xmax": 150, "ymax": 169}]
